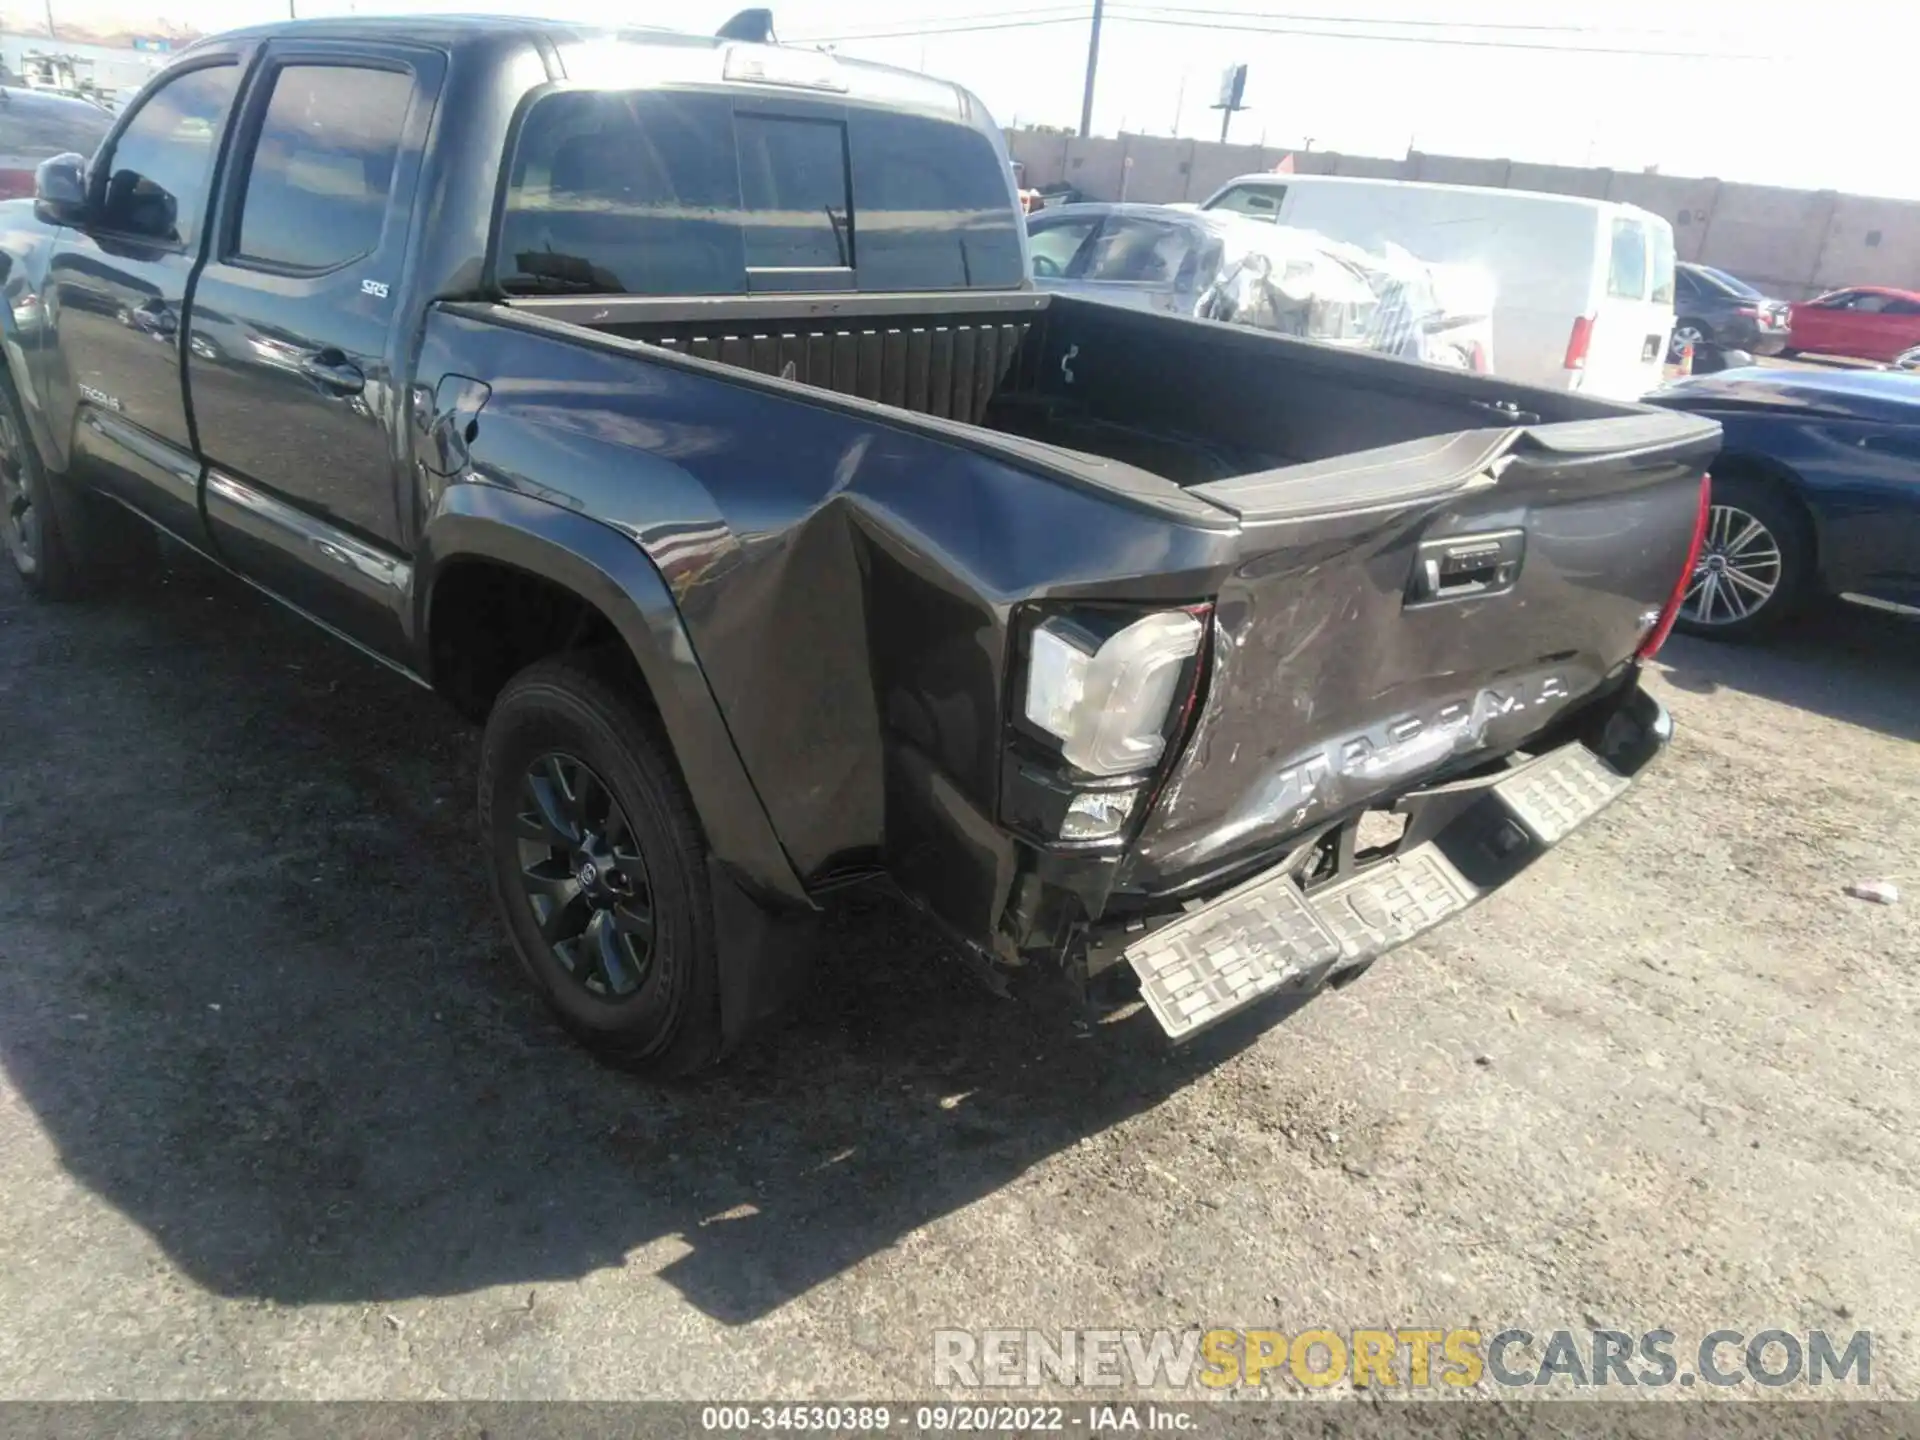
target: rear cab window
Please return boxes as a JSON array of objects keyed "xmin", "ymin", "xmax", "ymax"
[{"xmin": 496, "ymin": 89, "xmax": 1025, "ymax": 295}]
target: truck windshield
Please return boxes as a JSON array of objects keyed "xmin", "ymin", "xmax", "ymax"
[{"xmin": 496, "ymin": 89, "xmax": 1024, "ymax": 296}]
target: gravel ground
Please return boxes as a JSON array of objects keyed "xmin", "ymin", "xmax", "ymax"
[{"xmin": 0, "ymin": 554, "xmax": 1914, "ymax": 1405}]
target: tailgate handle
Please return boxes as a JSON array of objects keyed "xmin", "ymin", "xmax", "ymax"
[{"xmin": 1407, "ymin": 529, "xmax": 1525, "ymax": 606}]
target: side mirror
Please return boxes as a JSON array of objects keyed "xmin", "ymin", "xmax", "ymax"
[{"xmin": 33, "ymin": 153, "xmax": 90, "ymax": 227}]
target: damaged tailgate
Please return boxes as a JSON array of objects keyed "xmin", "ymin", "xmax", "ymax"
[{"xmin": 1121, "ymin": 405, "xmax": 1719, "ymax": 897}]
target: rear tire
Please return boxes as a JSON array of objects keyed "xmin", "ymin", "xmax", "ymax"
[
  {"xmin": 480, "ymin": 651, "xmax": 724, "ymax": 1075},
  {"xmin": 1674, "ymin": 474, "xmax": 1812, "ymax": 642},
  {"xmin": 0, "ymin": 377, "xmax": 160, "ymax": 599}
]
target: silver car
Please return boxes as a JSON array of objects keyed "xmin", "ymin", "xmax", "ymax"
[{"xmin": 1025, "ymin": 202, "xmax": 1496, "ymax": 372}]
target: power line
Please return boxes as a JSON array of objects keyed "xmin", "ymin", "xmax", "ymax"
[
  {"xmin": 1104, "ymin": 8, "xmax": 1773, "ymax": 60},
  {"xmin": 798, "ymin": 4, "xmax": 1769, "ymax": 61},
  {"xmin": 1088, "ymin": 3, "xmax": 1732, "ymax": 40},
  {"xmin": 794, "ymin": 15, "xmax": 1093, "ymax": 42},
  {"xmin": 790, "ymin": 7, "xmax": 1091, "ymax": 44}
]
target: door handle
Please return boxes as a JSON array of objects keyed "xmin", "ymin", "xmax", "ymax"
[
  {"xmin": 299, "ymin": 349, "xmax": 365, "ymax": 396},
  {"xmin": 1406, "ymin": 529, "xmax": 1526, "ymax": 607}
]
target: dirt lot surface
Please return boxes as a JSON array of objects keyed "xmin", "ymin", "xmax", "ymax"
[{"xmin": 0, "ymin": 556, "xmax": 1914, "ymax": 1404}]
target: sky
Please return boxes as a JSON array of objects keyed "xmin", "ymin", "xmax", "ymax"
[{"xmin": 26, "ymin": 0, "xmax": 1920, "ymax": 198}]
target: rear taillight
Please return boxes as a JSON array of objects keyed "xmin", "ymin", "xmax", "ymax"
[
  {"xmin": 1468, "ymin": 340, "xmax": 1490, "ymax": 374},
  {"xmin": 1563, "ymin": 314, "xmax": 1595, "ymax": 371},
  {"xmin": 1735, "ymin": 305, "xmax": 1760, "ymax": 318},
  {"xmin": 1636, "ymin": 473, "xmax": 1712, "ymax": 662}
]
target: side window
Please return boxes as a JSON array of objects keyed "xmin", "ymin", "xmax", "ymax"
[
  {"xmin": 1882, "ymin": 298, "xmax": 1920, "ymax": 316},
  {"xmin": 235, "ymin": 64, "xmax": 413, "ymax": 272},
  {"xmin": 1607, "ymin": 218, "xmax": 1647, "ymax": 299},
  {"xmin": 1079, "ymin": 218, "xmax": 1195, "ymax": 284},
  {"xmin": 96, "ymin": 62, "xmax": 240, "ymax": 244},
  {"xmin": 1207, "ymin": 183, "xmax": 1283, "ymax": 220},
  {"xmin": 735, "ymin": 114, "xmax": 850, "ymax": 271},
  {"xmin": 1649, "ymin": 224, "xmax": 1675, "ymax": 304},
  {"xmin": 1025, "ymin": 216, "xmax": 1098, "ymax": 275},
  {"xmin": 1849, "ymin": 293, "xmax": 1891, "ymax": 314}
]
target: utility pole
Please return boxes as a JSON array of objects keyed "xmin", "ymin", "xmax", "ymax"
[
  {"xmin": 43, "ymin": 0, "xmax": 55, "ymax": 42},
  {"xmin": 1077, "ymin": 0, "xmax": 1102, "ymax": 138}
]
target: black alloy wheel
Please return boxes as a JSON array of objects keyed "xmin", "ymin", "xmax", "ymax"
[
  {"xmin": 480, "ymin": 651, "xmax": 724, "ymax": 1073},
  {"xmin": 513, "ymin": 751, "xmax": 657, "ymax": 1000}
]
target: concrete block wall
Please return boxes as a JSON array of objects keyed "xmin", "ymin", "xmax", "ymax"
[
  {"xmin": 1008, "ymin": 129, "xmax": 1920, "ymax": 298},
  {"xmin": 1695, "ymin": 185, "xmax": 1839, "ymax": 297},
  {"xmin": 1817, "ymin": 195, "xmax": 1920, "ymax": 293}
]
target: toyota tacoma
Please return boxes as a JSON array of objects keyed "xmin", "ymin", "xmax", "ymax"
[{"xmin": 0, "ymin": 14, "xmax": 1717, "ymax": 1071}]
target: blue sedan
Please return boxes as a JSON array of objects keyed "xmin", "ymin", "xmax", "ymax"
[{"xmin": 1648, "ymin": 367, "xmax": 1920, "ymax": 639}]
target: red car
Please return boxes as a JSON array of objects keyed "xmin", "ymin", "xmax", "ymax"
[{"xmin": 1786, "ymin": 286, "xmax": 1920, "ymax": 364}]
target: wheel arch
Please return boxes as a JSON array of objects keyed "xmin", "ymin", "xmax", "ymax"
[
  {"xmin": 1707, "ymin": 450, "xmax": 1823, "ymax": 582},
  {"xmin": 0, "ymin": 241, "xmax": 78, "ymax": 476},
  {"xmin": 415, "ymin": 482, "xmax": 809, "ymax": 912}
]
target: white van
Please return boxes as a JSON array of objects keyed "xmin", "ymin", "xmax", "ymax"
[{"xmin": 1199, "ymin": 174, "xmax": 1677, "ymax": 400}]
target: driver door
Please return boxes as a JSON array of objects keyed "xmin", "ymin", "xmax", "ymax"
[{"xmin": 44, "ymin": 51, "xmax": 248, "ymax": 542}]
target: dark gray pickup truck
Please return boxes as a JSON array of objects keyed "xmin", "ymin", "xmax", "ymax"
[{"xmin": 0, "ymin": 14, "xmax": 1718, "ymax": 1072}]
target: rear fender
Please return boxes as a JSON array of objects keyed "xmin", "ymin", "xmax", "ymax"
[{"xmin": 414, "ymin": 481, "xmax": 810, "ymax": 914}]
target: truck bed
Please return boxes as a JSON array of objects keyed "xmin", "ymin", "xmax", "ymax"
[
  {"xmin": 502, "ymin": 289, "xmax": 1621, "ymax": 491},
  {"xmin": 468, "ymin": 288, "xmax": 1717, "ymax": 912}
]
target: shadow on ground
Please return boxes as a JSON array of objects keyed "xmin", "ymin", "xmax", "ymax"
[
  {"xmin": 1657, "ymin": 602, "xmax": 1919, "ymax": 744},
  {"xmin": 0, "ymin": 558, "xmax": 1289, "ymax": 1325}
]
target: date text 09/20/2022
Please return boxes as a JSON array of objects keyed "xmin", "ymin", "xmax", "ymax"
[{"xmin": 699, "ymin": 1407, "xmax": 1191, "ymax": 1433}]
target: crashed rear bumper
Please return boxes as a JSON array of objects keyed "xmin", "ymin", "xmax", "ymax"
[{"xmin": 1118, "ymin": 684, "xmax": 1671, "ymax": 1040}]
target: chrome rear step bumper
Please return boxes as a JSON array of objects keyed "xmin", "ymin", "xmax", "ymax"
[{"xmin": 1126, "ymin": 689, "xmax": 1667, "ymax": 1041}]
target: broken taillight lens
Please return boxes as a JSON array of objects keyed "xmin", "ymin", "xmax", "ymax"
[{"xmin": 1635, "ymin": 473, "xmax": 1712, "ymax": 662}]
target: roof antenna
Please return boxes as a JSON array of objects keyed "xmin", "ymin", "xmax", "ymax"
[{"xmin": 717, "ymin": 8, "xmax": 776, "ymax": 43}]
